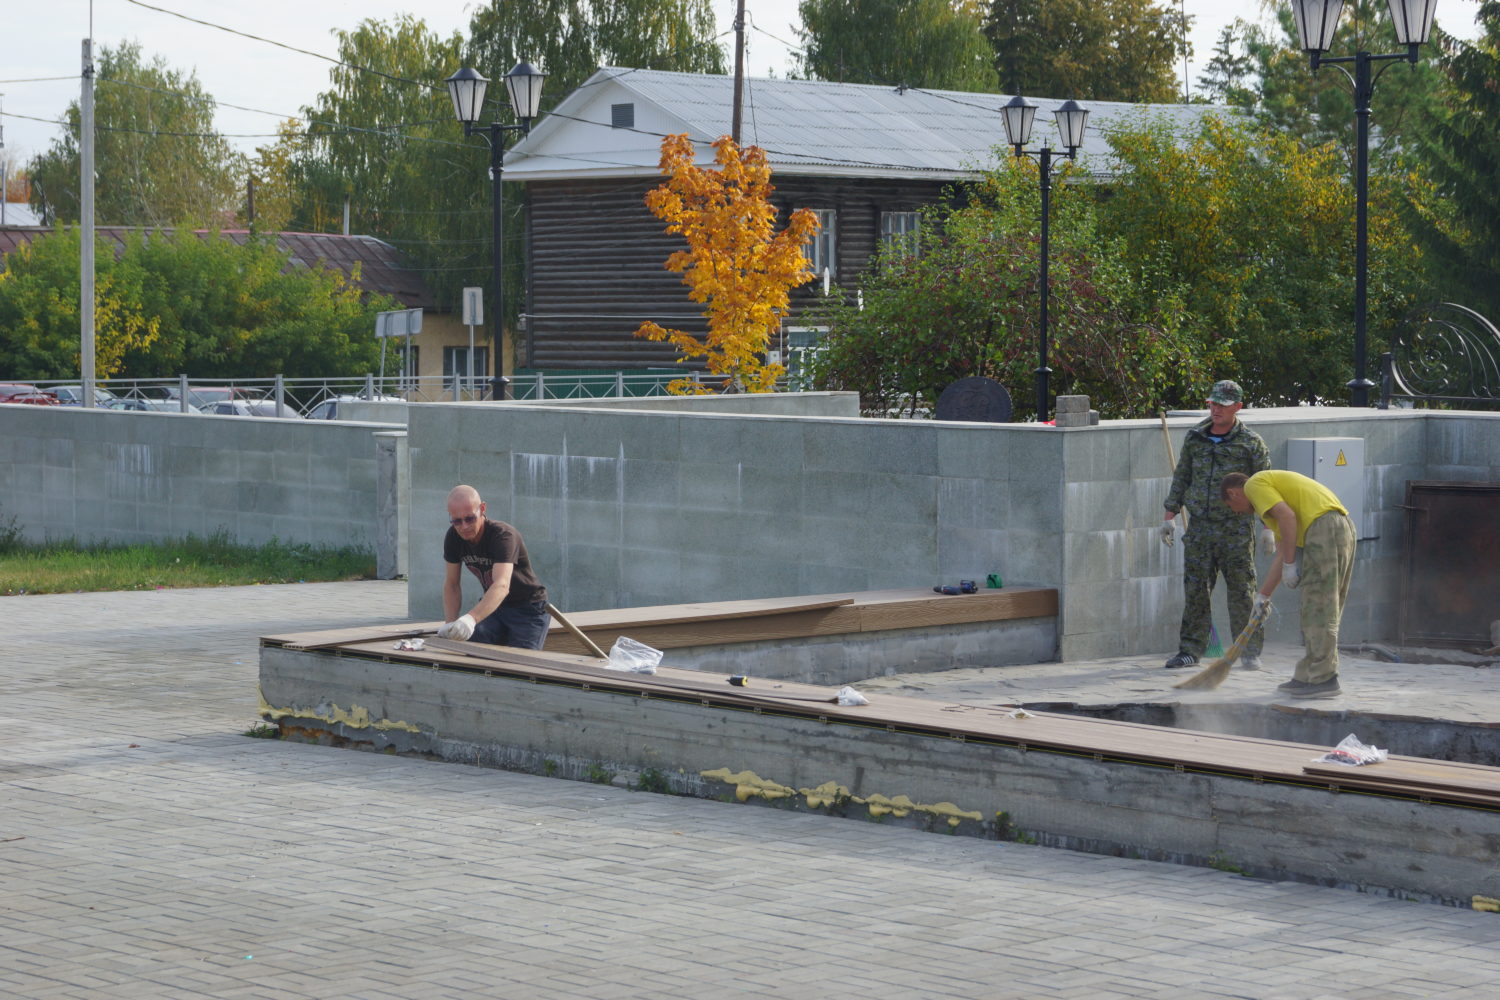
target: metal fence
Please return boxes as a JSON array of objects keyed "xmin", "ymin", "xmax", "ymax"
[{"xmin": 28, "ymin": 370, "xmax": 762, "ymax": 416}]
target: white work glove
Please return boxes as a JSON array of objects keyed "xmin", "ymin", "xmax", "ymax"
[
  {"xmin": 1282, "ymin": 561, "xmax": 1300, "ymax": 589},
  {"xmin": 1259, "ymin": 528, "xmax": 1277, "ymax": 556},
  {"xmin": 1159, "ymin": 522, "xmax": 1176, "ymax": 547},
  {"xmin": 1252, "ymin": 593, "xmax": 1271, "ymax": 616},
  {"xmin": 437, "ymin": 613, "xmax": 475, "ymax": 640}
]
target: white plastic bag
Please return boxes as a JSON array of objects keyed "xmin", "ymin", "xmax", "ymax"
[
  {"xmin": 836, "ymin": 685, "xmax": 869, "ymax": 706},
  {"xmin": 1315, "ymin": 733, "xmax": 1388, "ymax": 767},
  {"xmin": 606, "ymin": 635, "xmax": 662, "ymax": 674}
]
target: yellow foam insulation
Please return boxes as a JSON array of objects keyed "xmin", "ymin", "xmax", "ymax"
[
  {"xmin": 1473, "ymin": 895, "xmax": 1500, "ymax": 913},
  {"xmin": 701, "ymin": 768, "xmax": 983, "ymax": 827},
  {"xmin": 258, "ymin": 687, "xmax": 421, "ymax": 733}
]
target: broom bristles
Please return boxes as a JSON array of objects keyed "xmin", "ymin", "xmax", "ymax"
[{"xmin": 1174, "ymin": 651, "xmax": 1238, "ymax": 690}]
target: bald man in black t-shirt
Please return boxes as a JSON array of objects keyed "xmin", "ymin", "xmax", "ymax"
[{"xmin": 437, "ymin": 484, "xmax": 550, "ymax": 648}]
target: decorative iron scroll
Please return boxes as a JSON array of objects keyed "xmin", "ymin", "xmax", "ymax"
[{"xmin": 1381, "ymin": 302, "xmax": 1500, "ymax": 408}]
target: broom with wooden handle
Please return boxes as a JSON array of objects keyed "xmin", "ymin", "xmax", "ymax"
[{"xmin": 1174, "ymin": 598, "xmax": 1274, "ymax": 690}]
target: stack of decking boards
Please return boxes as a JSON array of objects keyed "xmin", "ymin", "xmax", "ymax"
[{"xmin": 261, "ymin": 587, "xmax": 1500, "ymax": 810}]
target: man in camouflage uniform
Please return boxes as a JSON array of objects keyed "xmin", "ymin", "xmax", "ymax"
[{"xmin": 1161, "ymin": 380, "xmax": 1272, "ymax": 670}]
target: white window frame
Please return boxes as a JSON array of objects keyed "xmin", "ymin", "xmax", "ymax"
[
  {"xmin": 880, "ymin": 210, "xmax": 921, "ymax": 255},
  {"xmin": 802, "ymin": 209, "xmax": 837, "ymax": 280}
]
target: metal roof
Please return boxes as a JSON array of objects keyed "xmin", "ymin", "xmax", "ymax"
[{"xmin": 505, "ymin": 67, "xmax": 1232, "ymax": 182}]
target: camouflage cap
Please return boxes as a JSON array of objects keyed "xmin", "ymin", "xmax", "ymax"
[{"xmin": 1207, "ymin": 380, "xmax": 1244, "ymax": 405}]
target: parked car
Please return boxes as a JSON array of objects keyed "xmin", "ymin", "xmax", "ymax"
[
  {"xmin": 52, "ymin": 385, "xmax": 119, "ymax": 406},
  {"xmin": 163, "ymin": 385, "xmax": 268, "ymax": 409},
  {"xmin": 304, "ymin": 394, "xmax": 406, "ymax": 420},
  {"xmin": 204, "ymin": 399, "xmax": 302, "ymax": 418},
  {"xmin": 0, "ymin": 382, "xmax": 61, "ymax": 405},
  {"xmin": 104, "ymin": 397, "xmax": 203, "ymax": 413}
]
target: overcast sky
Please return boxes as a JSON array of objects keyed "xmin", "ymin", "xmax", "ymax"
[{"xmin": 1, "ymin": 0, "xmax": 1487, "ymax": 163}]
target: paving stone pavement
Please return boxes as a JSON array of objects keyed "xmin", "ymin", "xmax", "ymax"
[{"xmin": 4, "ymin": 582, "xmax": 1500, "ymax": 1000}]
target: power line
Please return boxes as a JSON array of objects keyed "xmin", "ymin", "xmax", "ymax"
[{"xmin": 122, "ymin": 0, "xmax": 442, "ymax": 93}]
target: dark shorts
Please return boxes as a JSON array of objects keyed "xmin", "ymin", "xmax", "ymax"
[{"xmin": 472, "ymin": 600, "xmax": 550, "ymax": 650}]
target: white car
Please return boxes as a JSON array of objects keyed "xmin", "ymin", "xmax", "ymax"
[
  {"xmin": 205, "ymin": 399, "xmax": 302, "ymax": 418},
  {"xmin": 304, "ymin": 394, "xmax": 405, "ymax": 420}
]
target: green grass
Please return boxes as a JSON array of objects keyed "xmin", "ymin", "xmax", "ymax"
[{"xmin": 0, "ymin": 531, "xmax": 376, "ymax": 595}]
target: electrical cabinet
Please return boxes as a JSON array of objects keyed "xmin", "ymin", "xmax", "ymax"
[{"xmin": 1286, "ymin": 437, "xmax": 1370, "ymax": 539}]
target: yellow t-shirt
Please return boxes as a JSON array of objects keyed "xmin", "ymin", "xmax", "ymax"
[{"xmin": 1243, "ymin": 470, "xmax": 1348, "ymax": 547}]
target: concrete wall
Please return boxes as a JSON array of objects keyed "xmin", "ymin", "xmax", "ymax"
[
  {"xmin": 335, "ymin": 391, "xmax": 859, "ymax": 425},
  {"xmin": 406, "ymin": 400, "xmax": 1500, "ymax": 660},
  {"xmin": 0, "ymin": 406, "xmax": 399, "ymax": 550}
]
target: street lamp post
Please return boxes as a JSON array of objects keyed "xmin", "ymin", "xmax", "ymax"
[
  {"xmin": 1290, "ymin": 0, "xmax": 1438, "ymax": 406},
  {"xmin": 1002, "ymin": 96, "xmax": 1090, "ymax": 423},
  {"xmin": 446, "ymin": 62, "xmax": 545, "ymax": 397}
]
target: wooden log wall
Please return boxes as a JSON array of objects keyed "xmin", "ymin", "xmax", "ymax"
[{"xmin": 525, "ymin": 175, "xmax": 967, "ymax": 370}]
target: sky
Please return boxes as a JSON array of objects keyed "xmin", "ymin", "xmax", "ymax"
[{"xmin": 1, "ymin": 0, "xmax": 1489, "ymax": 164}]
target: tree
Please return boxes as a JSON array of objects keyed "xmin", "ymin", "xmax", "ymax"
[
  {"xmin": 1233, "ymin": 1, "xmax": 1451, "ymax": 166},
  {"xmin": 26, "ymin": 42, "xmax": 241, "ymax": 227},
  {"xmin": 982, "ymin": 0, "xmax": 1187, "ymax": 102},
  {"xmin": 0, "ymin": 229, "xmax": 389, "ymax": 380},
  {"xmin": 1096, "ymin": 113, "xmax": 1432, "ymax": 404},
  {"xmin": 1196, "ymin": 23, "xmax": 1255, "ymax": 106},
  {"xmin": 807, "ymin": 161, "xmax": 1205, "ymax": 418},
  {"xmin": 795, "ymin": 0, "xmax": 997, "ymax": 91},
  {"xmin": 1404, "ymin": 3, "xmax": 1500, "ymax": 324},
  {"xmin": 0, "ymin": 229, "xmax": 159, "ymax": 378},
  {"xmin": 635, "ymin": 134, "xmax": 819, "ymax": 393}
]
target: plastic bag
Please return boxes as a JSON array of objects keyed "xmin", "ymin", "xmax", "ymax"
[
  {"xmin": 836, "ymin": 685, "xmax": 869, "ymax": 707},
  {"xmin": 606, "ymin": 635, "xmax": 662, "ymax": 674},
  {"xmin": 1315, "ymin": 733, "xmax": 1388, "ymax": 767}
]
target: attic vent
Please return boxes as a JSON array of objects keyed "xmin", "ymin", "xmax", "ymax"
[{"xmin": 611, "ymin": 103, "xmax": 635, "ymax": 129}]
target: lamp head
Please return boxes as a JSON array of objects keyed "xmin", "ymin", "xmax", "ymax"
[
  {"xmin": 445, "ymin": 67, "xmax": 488, "ymax": 125},
  {"xmin": 1053, "ymin": 100, "xmax": 1090, "ymax": 157},
  {"xmin": 1387, "ymin": 0, "xmax": 1438, "ymax": 49},
  {"xmin": 1290, "ymin": 0, "xmax": 1345, "ymax": 57},
  {"xmin": 1001, "ymin": 95, "xmax": 1038, "ymax": 153},
  {"xmin": 504, "ymin": 62, "xmax": 547, "ymax": 125}
]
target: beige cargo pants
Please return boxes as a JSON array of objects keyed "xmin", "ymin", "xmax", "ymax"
[{"xmin": 1293, "ymin": 511, "xmax": 1357, "ymax": 684}]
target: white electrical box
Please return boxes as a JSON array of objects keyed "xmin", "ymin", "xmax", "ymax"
[{"xmin": 1285, "ymin": 437, "xmax": 1371, "ymax": 539}]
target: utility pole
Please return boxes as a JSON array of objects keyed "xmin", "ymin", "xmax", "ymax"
[
  {"xmin": 81, "ymin": 38, "xmax": 97, "ymax": 408},
  {"xmin": 731, "ymin": 0, "xmax": 746, "ymax": 144}
]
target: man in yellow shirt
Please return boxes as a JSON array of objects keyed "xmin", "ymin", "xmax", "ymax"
[{"xmin": 1220, "ymin": 470, "xmax": 1356, "ymax": 699}]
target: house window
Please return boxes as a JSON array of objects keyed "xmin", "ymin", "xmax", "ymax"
[
  {"xmin": 802, "ymin": 209, "xmax": 836, "ymax": 281},
  {"xmin": 443, "ymin": 345, "xmax": 490, "ymax": 391},
  {"xmin": 611, "ymin": 103, "xmax": 635, "ymax": 129},
  {"xmin": 881, "ymin": 211, "xmax": 920, "ymax": 255}
]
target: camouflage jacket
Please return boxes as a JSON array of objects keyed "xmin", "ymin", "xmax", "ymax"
[{"xmin": 1164, "ymin": 418, "xmax": 1271, "ymax": 525}]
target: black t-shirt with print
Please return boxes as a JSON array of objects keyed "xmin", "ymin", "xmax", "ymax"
[{"xmin": 442, "ymin": 518, "xmax": 547, "ymax": 606}]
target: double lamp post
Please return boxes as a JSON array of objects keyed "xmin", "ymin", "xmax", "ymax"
[
  {"xmin": 1001, "ymin": 95, "xmax": 1090, "ymax": 423},
  {"xmin": 445, "ymin": 61, "xmax": 546, "ymax": 396},
  {"xmin": 1289, "ymin": 0, "xmax": 1439, "ymax": 406}
]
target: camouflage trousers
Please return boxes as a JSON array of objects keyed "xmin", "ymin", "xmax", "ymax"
[
  {"xmin": 1178, "ymin": 519, "xmax": 1260, "ymax": 659},
  {"xmin": 1293, "ymin": 512, "xmax": 1357, "ymax": 684}
]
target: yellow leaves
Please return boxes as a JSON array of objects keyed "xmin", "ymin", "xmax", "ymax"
[{"xmin": 635, "ymin": 133, "xmax": 817, "ymax": 394}]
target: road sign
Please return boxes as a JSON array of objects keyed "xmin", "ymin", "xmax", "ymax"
[
  {"xmin": 375, "ymin": 308, "xmax": 423, "ymax": 338},
  {"xmin": 462, "ymin": 287, "xmax": 484, "ymax": 327}
]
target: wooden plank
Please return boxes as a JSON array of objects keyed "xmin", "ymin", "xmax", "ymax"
[
  {"xmin": 313, "ymin": 639, "xmax": 1500, "ymax": 807},
  {"xmin": 855, "ymin": 589, "xmax": 1057, "ymax": 632},
  {"xmin": 546, "ymin": 595, "xmax": 856, "ymax": 632},
  {"xmin": 264, "ymin": 623, "xmax": 440, "ymax": 650},
  {"xmin": 544, "ymin": 606, "xmax": 865, "ymax": 655}
]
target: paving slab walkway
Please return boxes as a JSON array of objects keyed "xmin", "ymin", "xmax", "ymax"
[{"xmin": 4, "ymin": 582, "xmax": 1499, "ymax": 999}]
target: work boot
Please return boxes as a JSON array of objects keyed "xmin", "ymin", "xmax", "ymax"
[
  {"xmin": 1277, "ymin": 678, "xmax": 1341, "ymax": 699},
  {"xmin": 1237, "ymin": 655, "xmax": 1262, "ymax": 672},
  {"xmin": 1163, "ymin": 652, "xmax": 1198, "ymax": 669}
]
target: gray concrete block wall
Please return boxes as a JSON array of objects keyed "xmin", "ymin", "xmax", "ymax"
[
  {"xmin": 0, "ymin": 406, "xmax": 397, "ymax": 550},
  {"xmin": 406, "ymin": 402, "xmax": 1063, "ymax": 623}
]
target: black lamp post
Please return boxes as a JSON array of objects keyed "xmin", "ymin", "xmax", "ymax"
[
  {"xmin": 1291, "ymin": 0, "xmax": 1438, "ymax": 406},
  {"xmin": 446, "ymin": 62, "xmax": 546, "ymax": 394},
  {"xmin": 1002, "ymin": 95, "xmax": 1090, "ymax": 423}
]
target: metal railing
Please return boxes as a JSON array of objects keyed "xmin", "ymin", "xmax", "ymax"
[
  {"xmin": 26, "ymin": 369, "xmax": 770, "ymax": 416},
  {"xmin": 1380, "ymin": 302, "xmax": 1500, "ymax": 410}
]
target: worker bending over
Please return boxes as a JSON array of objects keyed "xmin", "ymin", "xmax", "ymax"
[{"xmin": 438, "ymin": 484, "xmax": 550, "ymax": 649}]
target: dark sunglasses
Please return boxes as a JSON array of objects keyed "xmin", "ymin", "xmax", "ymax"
[{"xmin": 449, "ymin": 513, "xmax": 481, "ymax": 527}]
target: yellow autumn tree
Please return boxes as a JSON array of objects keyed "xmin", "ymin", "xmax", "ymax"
[{"xmin": 636, "ymin": 134, "xmax": 820, "ymax": 394}]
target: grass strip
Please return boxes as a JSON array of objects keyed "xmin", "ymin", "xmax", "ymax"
[{"xmin": 0, "ymin": 531, "xmax": 375, "ymax": 595}]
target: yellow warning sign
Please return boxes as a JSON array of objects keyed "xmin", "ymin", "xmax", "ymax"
[{"xmin": 1335, "ymin": 450, "xmax": 1347, "ymax": 467}]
